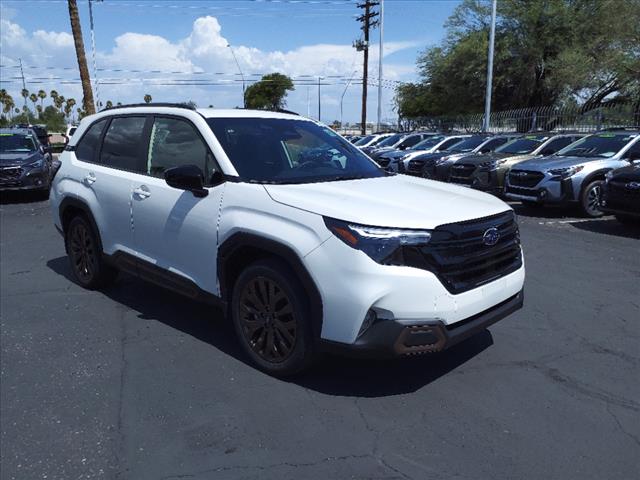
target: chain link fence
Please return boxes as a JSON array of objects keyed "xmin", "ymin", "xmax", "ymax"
[{"xmin": 400, "ymin": 102, "xmax": 640, "ymax": 133}]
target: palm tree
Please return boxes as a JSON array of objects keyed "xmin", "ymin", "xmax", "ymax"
[
  {"xmin": 143, "ymin": 94, "xmax": 152, "ymax": 104},
  {"xmin": 3, "ymin": 96, "xmax": 14, "ymax": 120},
  {"xmin": 36, "ymin": 105, "xmax": 43, "ymax": 117},
  {"xmin": 29, "ymin": 93, "xmax": 38, "ymax": 114},
  {"xmin": 68, "ymin": 0, "xmax": 95, "ymax": 115},
  {"xmin": 21, "ymin": 88, "xmax": 29, "ymax": 109},
  {"xmin": 105, "ymin": 100, "xmax": 113, "ymax": 109},
  {"xmin": 65, "ymin": 98, "xmax": 76, "ymax": 121},
  {"xmin": 50, "ymin": 89, "xmax": 59, "ymax": 107},
  {"xmin": 37, "ymin": 90, "xmax": 47, "ymax": 109},
  {"xmin": 55, "ymin": 95, "xmax": 65, "ymax": 113}
]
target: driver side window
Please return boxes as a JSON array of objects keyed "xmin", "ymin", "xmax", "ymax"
[{"xmin": 147, "ymin": 117, "xmax": 215, "ymax": 183}]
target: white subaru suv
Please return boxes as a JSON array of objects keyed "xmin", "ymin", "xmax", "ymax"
[{"xmin": 50, "ymin": 104, "xmax": 525, "ymax": 375}]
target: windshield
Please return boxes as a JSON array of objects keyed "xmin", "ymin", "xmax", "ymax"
[
  {"xmin": 446, "ymin": 136, "xmax": 488, "ymax": 152},
  {"xmin": 409, "ymin": 135, "xmax": 446, "ymax": 151},
  {"xmin": 206, "ymin": 118, "xmax": 385, "ymax": 184},
  {"xmin": 496, "ymin": 136, "xmax": 547, "ymax": 154},
  {"xmin": 374, "ymin": 133, "xmax": 404, "ymax": 148},
  {"xmin": 354, "ymin": 135, "xmax": 375, "ymax": 146},
  {"xmin": 0, "ymin": 133, "xmax": 37, "ymax": 153},
  {"xmin": 556, "ymin": 133, "xmax": 636, "ymax": 158}
]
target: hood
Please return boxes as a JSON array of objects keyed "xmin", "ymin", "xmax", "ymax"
[
  {"xmin": 0, "ymin": 152, "xmax": 40, "ymax": 166},
  {"xmin": 609, "ymin": 163, "xmax": 640, "ymax": 182},
  {"xmin": 515, "ymin": 155, "xmax": 608, "ymax": 172},
  {"xmin": 454, "ymin": 151, "xmax": 511, "ymax": 166},
  {"xmin": 263, "ymin": 174, "xmax": 511, "ymax": 229}
]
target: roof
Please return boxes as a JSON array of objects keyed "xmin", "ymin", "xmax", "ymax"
[{"xmin": 0, "ymin": 128, "xmax": 34, "ymax": 135}]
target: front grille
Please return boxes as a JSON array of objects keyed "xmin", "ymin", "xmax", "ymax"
[
  {"xmin": 509, "ymin": 170, "xmax": 544, "ymax": 188},
  {"xmin": 605, "ymin": 180, "xmax": 640, "ymax": 210},
  {"xmin": 449, "ymin": 164, "xmax": 476, "ymax": 184},
  {"xmin": 377, "ymin": 158, "xmax": 390, "ymax": 169},
  {"xmin": 505, "ymin": 185, "xmax": 537, "ymax": 197},
  {"xmin": 407, "ymin": 159, "xmax": 425, "ymax": 176},
  {"xmin": 0, "ymin": 167, "xmax": 23, "ymax": 184},
  {"xmin": 400, "ymin": 211, "xmax": 522, "ymax": 294}
]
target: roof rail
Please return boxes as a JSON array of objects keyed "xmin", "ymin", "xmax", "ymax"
[
  {"xmin": 274, "ymin": 108, "xmax": 299, "ymax": 116},
  {"xmin": 101, "ymin": 102, "xmax": 197, "ymax": 112}
]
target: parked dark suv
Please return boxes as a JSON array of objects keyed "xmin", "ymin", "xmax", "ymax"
[
  {"xmin": 601, "ymin": 163, "xmax": 640, "ymax": 225},
  {"xmin": 0, "ymin": 128, "xmax": 54, "ymax": 193}
]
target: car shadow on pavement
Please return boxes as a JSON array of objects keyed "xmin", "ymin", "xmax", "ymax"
[
  {"xmin": 0, "ymin": 190, "xmax": 49, "ymax": 204},
  {"xmin": 47, "ymin": 255, "xmax": 494, "ymax": 398},
  {"xmin": 570, "ymin": 218, "xmax": 640, "ymax": 240}
]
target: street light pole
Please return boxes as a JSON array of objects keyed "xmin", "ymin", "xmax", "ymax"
[
  {"xmin": 376, "ymin": 0, "xmax": 384, "ymax": 132},
  {"xmin": 483, "ymin": 0, "xmax": 497, "ymax": 132},
  {"xmin": 227, "ymin": 44, "xmax": 246, "ymax": 108},
  {"xmin": 340, "ymin": 70, "xmax": 357, "ymax": 130}
]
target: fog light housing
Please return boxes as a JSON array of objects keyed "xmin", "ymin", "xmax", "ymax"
[{"xmin": 357, "ymin": 309, "xmax": 377, "ymax": 338}]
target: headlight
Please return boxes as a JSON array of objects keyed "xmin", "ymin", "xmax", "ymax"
[
  {"xmin": 26, "ymin": 158, "xmax": 45, "ymax": 169},
  {"xmin": 435, "ymin": 156, "xmax": 450, "ymax": 165},
  {"xmin": 547, "ymin": 165, "xmax": 584, "ymax": 180},
  {"xmin": 481, "ymin": 158, "xmax": 507, "ymax": 170},
  {"xmin": 324, "ymin": 217, "xmax": 432, "ymax": 264}
]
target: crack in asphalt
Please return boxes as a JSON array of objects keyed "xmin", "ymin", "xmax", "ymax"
[{"xmin": 606, "ymin": 404, "xmax": 640, "ymax": 448}]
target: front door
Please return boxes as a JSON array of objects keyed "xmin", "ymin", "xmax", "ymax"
[{"xmin": 130, "ymin": 116, "xmax": 223, "ymax": 295}]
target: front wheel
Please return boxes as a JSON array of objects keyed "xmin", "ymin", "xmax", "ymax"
[
  {"xmin": 231, "ymin": 259, "xmax": 314, "ymax": 376},
  {"xmin": 580, "ymin": 180, "xmax": 605, "ymax": 218}
]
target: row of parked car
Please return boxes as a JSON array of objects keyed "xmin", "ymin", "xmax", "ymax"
[{"xmin": 348, "ymin": 129, "xmax": 640, "ymax": 223}]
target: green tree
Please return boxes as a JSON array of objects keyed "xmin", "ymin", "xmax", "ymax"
[
  {"xmin": 105, "ymin": 100, "xmax": 113, "ymax": 109},
  {"xmin": 396, "ymin": 0, "xmax": 640, "ymax": 118},
  {"xmin": 54, "ymin": 95, "xmax": 65, "ymax": 113},
  {"xmin": 40, "ymin": 105, "xmax": 66, "ymax": 132},
  {"xmin": 21, "ymin": 88, "xmax": 29, "ymax": 109},
  {"xmin": 29, "ymin": 93, "xmax": 38, "ymax": 115},
  {"xmin": 50, "ymin": 89, "xmax": 59, "ymax": 107},
  {"xmin": 143, "ymin": 94, "xmax": 152, "ymax": 104},
  {"xmin": 244, "ymin": 73, "xmax": 294, "ymax": 110}
]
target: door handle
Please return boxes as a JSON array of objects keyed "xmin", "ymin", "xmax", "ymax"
[
  {"xmin": 133, "ymin": 186, "xmax": 151, "ymax": 199},
  {"xmin": 83, "ymin": 172, "xmax": 96, "ymax": 185}
]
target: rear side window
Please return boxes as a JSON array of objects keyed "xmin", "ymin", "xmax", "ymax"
[
  {"xmin": 75, "ymin": 119, "xmax": 107, "ymax": 163},
  {"xmin": 100, "ymin": 116, "xmax": 147, "ymax": 171},
  {"xmin": 147, "ymin": 117, "xmax": 215, "ymax": 182}
]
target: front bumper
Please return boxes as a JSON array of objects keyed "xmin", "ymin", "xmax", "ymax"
[
  {"xmin": 0, "ymin": 167, "xmax": 49, "ymax": 191},
  {"xmin": 305, "ymin": 235, "xmax": 526, "ymax": 346},
  {"xmin": 505, "ymin": 178, "xmax": 576, "ymax": 204},
  {"xmin": 322, "ymin": 290, "xmax": 524, "ymax": 357}
]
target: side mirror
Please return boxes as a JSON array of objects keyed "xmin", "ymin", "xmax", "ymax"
[{"xmin": 164, "ymin": 165, "xmax": 209, "ymax": 198}]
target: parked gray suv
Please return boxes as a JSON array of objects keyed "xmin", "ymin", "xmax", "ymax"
[{"xmin": 505, "ymin": 131, "xmax": 640, "ymax": 217}]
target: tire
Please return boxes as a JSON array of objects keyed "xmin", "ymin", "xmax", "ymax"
[
  {"xmin": 231, "ymin": 258, "xmax": 314, "ymax": 376},
  {"xmin": 521, "ymin": 200, "xmax": 540, "ymax": 208},
  {"xmin": 615, "ymin": 214, "xmax": 639, "ymax": 226},
  {"xmin": 65, "ymin": 215, "xmax": 117, "ymax": 289},
  {"xmin": 580, "ymin": 180, "xmax": 605, "ymax": 218}
]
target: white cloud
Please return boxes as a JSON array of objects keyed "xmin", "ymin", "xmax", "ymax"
[{"xmin": 0, "ymin": 15, "xmax": 418, "ymax": 123}]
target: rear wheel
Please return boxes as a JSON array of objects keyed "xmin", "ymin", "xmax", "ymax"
[
  {"xmin": 65, "ymin": 216, "xmax": 117, "ymax": 289},
  {"xmin": 580, "ymin": 180, "xmax": 605, "ymax": 218},
  {"xmin": 231, "ymin": 259, "xmax": 314, "ymax": 376}
]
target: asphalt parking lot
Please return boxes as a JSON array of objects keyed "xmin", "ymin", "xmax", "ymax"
[{"xmin": 1, "ymin": 191, "xmax": 639, "ymax": 480}]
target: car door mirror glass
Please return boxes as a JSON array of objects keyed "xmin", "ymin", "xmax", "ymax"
[{"xmin": 164, "ymin": 165, "xmax": 209, "ymax": 197}]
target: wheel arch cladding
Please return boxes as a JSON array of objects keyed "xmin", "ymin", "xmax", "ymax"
[
  {"xmin": 218, "ymin": 232, "xmax": 324, "ymax": 341},
  {"xmin": 59, "ymin": 197, "xmax": 104, "ymax": 253}
]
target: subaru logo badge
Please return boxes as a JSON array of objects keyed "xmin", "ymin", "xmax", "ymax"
[
  {"xmin": 483, "ymin": 227, "xmax": 500, "ymax": 246},
  {"xmin": 625, "ymin": 182, "xmax": 640, "ymax": 190}
]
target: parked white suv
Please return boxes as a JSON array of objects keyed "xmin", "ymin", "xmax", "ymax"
[{"xmin": 50, "ymin": 104, "xmax": 525, "ymax": 375}]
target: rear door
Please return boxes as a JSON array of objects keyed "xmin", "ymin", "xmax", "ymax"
[
  {"xmin": 130, "ymin": 115, "xmax": 223, "ymax": 294},
  {"xmin": 72, "ymin": 116, "xmax": 147, "ymax": 255}
]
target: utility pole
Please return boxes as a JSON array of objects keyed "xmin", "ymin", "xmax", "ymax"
[
  {"xmin": 376, "ymin": 0, "xmax": 384, "ymax": 132},
  {"xmin": 88, "ymin": 0, "xmax": 101, "ymax": 110},
  {"xmin": 483, "ymin": 0, "xmax": 497, "ymax": 132},
  {"xmin": 355, "ymin": 0, "xmax": 379, "ymax": 135},
  {"xmin": 228, "ymin": 44, "xmax": 246, "ymax": 108},
  {"xmin": 318, "ymin": 76, "xmax": 321, "ymax": 122},
  {"xmin": 18, "ymin": 58, "xmax": 27, "ymax": 109}
]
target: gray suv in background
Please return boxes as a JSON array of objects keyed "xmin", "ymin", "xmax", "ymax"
[{"xmin": 505, "ymin": 131, "xmax": 640, "ymax": 216}]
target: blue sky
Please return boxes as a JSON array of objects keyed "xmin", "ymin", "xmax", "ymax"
[{"xmin": 1, "ymin": 0, "xmax": 461, "ymax": 123}]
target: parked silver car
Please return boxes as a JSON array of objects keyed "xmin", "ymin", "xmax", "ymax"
[{"xmin": 505, "ymin": 130, "xmax": 640, "ymax": 217}]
